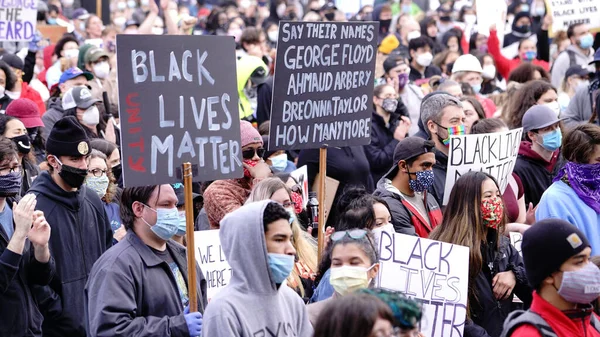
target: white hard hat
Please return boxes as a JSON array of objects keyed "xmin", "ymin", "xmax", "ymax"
[{"xmin": 452, "ymin": 54, "xmax": 483, "ymax": 74}]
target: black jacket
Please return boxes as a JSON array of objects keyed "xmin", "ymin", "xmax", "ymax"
[
  {"xmin": 470, "ymin": 235, "xmax": 532, "ymax": 337},
  {"xmin": 512, "ymin": 142, "xmax": 562, "ymax": 207},
  {"xmin": 85, "ymin": 230, "xmax": 208, "ymax": 336},
  {"xmin": 0, "ymin": 94, "xmax": 12, "ymax": 114},
  {"xmin": 21, "ymin": 159, "xmax": 40, "ymax": 197},
  {"xmin": 28, "ymin": 172, "xmax": 112, "ymax": 336},
  {"xmin": 255, "ymin": 76, "xmax": 274, "ymax": 127},
  {"xmin": 430, "ymin": 149, "xmax": 448, "ymax": 206},
  {"xmin": 409, "ymin": 65, "xmax": 442, "ymax": 82},
  {"xmin": 364, "ymin": 112, "xmax": 400, "ymax": 184},
  {"xmin": 41, "ymin": 97, "xmax": 63, "ymax": 141},
  {"xmin": 0, "ymin": 214, "xmax": 55, "ymax": 337}
]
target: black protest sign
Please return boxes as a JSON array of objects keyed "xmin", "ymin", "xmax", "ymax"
[
  {"xmin": 117, "ymin": 35, "xmax": 242, "ymax": 188},
  {"xmin": 268, "ymin": 21, "xmax": 378, "ymax": 151}
]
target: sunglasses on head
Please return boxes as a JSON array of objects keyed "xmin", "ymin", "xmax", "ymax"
[
  {"xmin": 331, "ymin": 229, "xmax": 369, "ymax": 241},
  {"xmin": 242, "ymin": 147, "xmax": 266, "ymax": 160}
]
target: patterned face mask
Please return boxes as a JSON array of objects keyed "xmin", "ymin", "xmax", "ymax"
[
  {"xmin": 481, "ymin": 196, "xmax": 504, "ymax": 229},
  {"xmin": 407, "ymin": 169, "xmax": 435, "ymax": 193}
]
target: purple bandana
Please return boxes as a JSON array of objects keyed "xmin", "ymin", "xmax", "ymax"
[{"xmin": 554, "ymin": 162, "xmax": 600, "ymax": 213}]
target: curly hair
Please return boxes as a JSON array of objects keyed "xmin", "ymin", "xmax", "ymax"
[{"xmin": 505, "ymin": 80, "xmax": 556, "ymax": 129}]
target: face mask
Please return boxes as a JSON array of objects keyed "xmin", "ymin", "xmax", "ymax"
[
  {"xmin": 140, "ymin": 0, "xmax": 149, "ymax": 6},
  {"xmin": 47, "ymin": 18, "xmax": 57, "ymax": 25},
  {"xmin": 534, "ymin": 6, "xmax": 545, "ymax": 16},
  {"xmin": 537, "ymin": 128, "xmax": 562, "ymax": 152},
  {"xmin": 407, "ymin": 169, "xmax": 435, "ymax": 193},
  {"xmin": 438, "ymin": 124, "xmax": 466, "ymax": 146},
  {"xmin": 82, "ymin": 106, "xmax": 100, "ymax": 126},
  {"xmin": 544, "ymin": 101, "xmax": 561, "ymax": 118},
  {"xmin": 86, "ymin": 175, "xmax": 109, "ymax": 198},
  {"xmin": 520, "ymin": 4, "xmax": 530, "ymax": 12},
  {"xmin": 398, "ymin": 73, "xmax": 409, "ymax": 90},
  {"xmin": 79, "ymin": 21, "xmax": 86, "ymax": 31},
  {"xmin": 267, "ymin": 253, "xmax": 294, "ymax": 284},
  {"xmin": 285, "ymin": 207, "xmax": 296, "ymax": 224},
  {"xmin": 176, "ymin": 211, "xmax": 187, "ymax": 236},
  {"xmin": 416, "ymin": 52, "xmax": 433, "ymax": 67},
  {"xmin": 0, "ymin": 171, "xmax": 22, "ymax": 197},
  {"xmin": 117, "ymin": 1, "xmax": 126, "ymax": 10},
  {"xmin": 381, "ymin": 98, "xmax": 398, "ymax": 113},
  {"xmin": 243, "ymin": 159, "xmax": 258, "ymax": 178},
  {"xmin": 324, "ymin": 12, "xmax": 335, "ymax": 21},
  {"xmin": 62, "ymin": 0, "xmax": 74, "ymax": 6},
  {"xmin": 55, "ymin": 156, "xmax": 88, "ymax": 188},
  {"xmin": 521, "ymin": 50, "xmax": 537, "ymax": 61},
  {"xmin": 579, "ymin": 34, "xmax": 594, "ymax": 49},
  {"xmin": 407, "ymin": 30, "xmax": 421, "ymax": 42},
  {"xmin": 0, "ymin": 85, "xmax": 4, "ymax": 98},
  {"xmin": 127, "ymin": 0, "xmax": 136, "ymax": 8},
  {"xmin": 514, "ymin": 25, "xmax": 531, "ymax": 34},
  {"xmin": 112, "ymin": 163, "xmax": 122, "ymax": 181},
  {"xmin": 481, "ymin": 196, "xmax": 504, "ymax": 229},
  {"xmin": 482, "ymin": 65, "xmax": 496, "ymax": 80},
  {"xmin": 557, "ymin": 262, "xmax": 600, "ymax": 304},
  {"xmin": 471, "ymin": 83, "xmax": 482, "ymax": 94},
  {"xmin": 478, "ymin": 44, "xmax": 489, "ymax": 54},
  {"xmin": 578, "ymin": 80, "xmax": 590, "ymax": 90},
  {"xmin": 11, "ymin": 134, "xmax": 31, "ymax": 154},
  {"xmin": 141, "ymin": 205, "xmax": 180, "ymax": 241},
  {"xmin": 269, "ymin": 153, "xmax": 287, "ymax": 172},
  {"xmin": 267, "ymin": 30, "xmax": 278, "ymax": 43},
  {"xmin": 113, "ymin": 16, "xmax": 127, "ymax": 27},
  {"xmin": 330, "ymin": 264, "xmax": 375, "ymax": 296},
  {"xmin": 379, "ymin": 19, "xmax": 391, "ymax": 33},
  {"xmin": 229, "ymin": 28, "xmax": 243, "ymax": 42},
  {"xmin": 401, "ymin": 4, "xmax": 411, "ymax": 13},
  {"xmin": 372, "ymin": 223, "xmax": 394, "ymax": 242},
  {"xmin": 463, "ymin": 14, "xmax": 477, "ymax": 25},
  {"xmin": 93, "ymin": 61, "xmax": 110, "ymax": 80},
  {"xmin": 64, "ymin": 49, "xmax": 80, "ymax": 59},
  {"xmin": 152, "ymin": 27, "xmax": 164, "ymax": 35}
]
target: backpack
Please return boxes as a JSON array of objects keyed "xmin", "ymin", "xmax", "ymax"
[
  {"xmin": 550, "ymin": 49, "xmax": 577, "ymax": 74},
  {"xmin": 501, "ymin": 309, "xmax": 600, "ymax": 337}
]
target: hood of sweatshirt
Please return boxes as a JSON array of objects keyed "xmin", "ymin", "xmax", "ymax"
[
  {"xmin": 28, "ymin": 171, "xmax": 83, "ymax": 212},
  {"xmin": 219, "ymin": 200, "xmax": 278, "ymax": 295},
  {"xmin": 43, "ymin": 45, "xmax": 55, "ymax": 69},
  {"xmin": 518, "ymin": 141, "xmax": 558, "ymax": 171},
  {"xmin": 46, "ymin": 96, "xmax": 64, "ymax": 112}
]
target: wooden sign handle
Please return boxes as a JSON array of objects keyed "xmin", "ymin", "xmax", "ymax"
[
  {"xmin": 183, "ymin": 162, "xmax": 198, "ymax": 312},
  {"xmin": 317, "ymin": 146, "xmax": 327, "ymax": 260}
]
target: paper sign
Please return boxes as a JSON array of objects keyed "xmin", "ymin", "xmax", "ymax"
[
  {"xmin": 377, "ymin": 232, "xmax": 470, "ymax": 337},
  {"xmin": 510, "ymin": 232, "xmax": 523, "ymax": 257},
  {"xmin": 547, "ymin": 0, "xmax": 600, "ymax": 37},
  {"xmin": 335, "ymin": 0, "xmax": 374, "ymax": 17},
  {"xmin": 290, "ymin": 165, "xmax": 309, "ymax": 209},
  {"xmin": 476, "ymin": 0, "xmax": 507, "ymax": 46},
  {"xmin": 116, "ymin": 35, "xmax": 242, "ymax": 187},
  {"xmin": 443, "ymin": 128, "xmax": 523, "ymax": 205},
  {"xmin": 194, "ymin": 230, "xmax": 231, "ymax": 302},
  {"xmin": 268, "ymin": 21, "xmax": 378, "ymax": 151},
  {"xmin": 0, "ymin": 0, "xmax": 38, "ymax": 41}
]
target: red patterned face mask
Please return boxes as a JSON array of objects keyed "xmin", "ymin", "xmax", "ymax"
[
  {"xmin": 243, "ymin": 159, "xmax": 258, "ymax": 178},
  {"xmin": 481, "ymin": 196, "xmax": 504, "ymax": 229},
  {"xmin": 290, "ymin": 192, "xmax": 303, "ymax": 214}
]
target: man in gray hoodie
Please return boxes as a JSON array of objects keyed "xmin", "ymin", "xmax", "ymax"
[
  {"xmin": 202, "ymin": 200, "xmax": 313, "ymax": 337},
  {"xmin": 562, "ymin": 50, "xmax": 600, "ymax": 128},
  {"xmin": 551, "ymin": 23, "xmax": 595, "ymax": 88}
]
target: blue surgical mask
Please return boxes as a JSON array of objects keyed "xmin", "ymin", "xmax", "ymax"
[
  {"xmin": 267, "ymin": 253, "xmax": 294, "ymax": 284},
  {"xmin": 141, "ymin": 205, "xmax": 180, "ymax": 241},
  {"xmin": 47, "ymin": 18, "xmax": 57, "ymax": 25},
  {"xmin": 176, "ymin": 211, "xmax": 187, "ymax": 236},
  {"xmin": 269, "ymin": 153, "xmax": 288, "ymax": 172},
  {"xmin": 286, "ymin": 208, "xmax": 296, "ymax": 224},
  {"xmin": 401, "ymin": 4, "xmax": 411, "ymax": 13},
  {"xmin": 471, "ymin": 83, "xmax": 482, "ymax": 94},
  {"xmin": 579, "ymin": 34, "xmax": 594, "ymax": 49},
  {"xmin": 538, "ymin": 128, "xmax": 562, "ymax": 152}
]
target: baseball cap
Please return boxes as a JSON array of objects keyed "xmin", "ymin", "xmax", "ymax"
[
  {"xmin": 59, "ymin": 67, "xmax": 94, "ymax": 84},
  {"xmin": 172, "ymin": 183, "xmax": 201, "ymax": 207},
  {"xmin": 565, "ymin": 65, "xmax": 590, "ymax": 78},
  {"xmin": 393, "ymin": 137, "xmax": 436, "ymax": 164},
  {"xmin": 0, "ymin": 53, "xmax": 24, "ymax": 70},
  {"xmin": 72, "ymin": 8, "xmax": 90, "ymax": 20},
  {"xmin": 321, "ymin": 1, "xmax": 337, "ymax": 11},
  {"xmin": 383, "ymin": 55, "xmax": 406, "ymax": 74},
  {"xmin": 522, "ymin": 105, "xmax": 563, "ymax": 133},
  {"xmin": 62, "ymin": 86, "xmax": 100, "ymax": 110},
  {"xmin": 84, "ymin": 47, "xmax": 109, "ymax": 64},
  {"xmin": 589, "ymin": 48, "xmax": 600, "ymax": 65},
  {"xmin": 250, "ymin": 66, "xmax": 269, "ymax": 86}
]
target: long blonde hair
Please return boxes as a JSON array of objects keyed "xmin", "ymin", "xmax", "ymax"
[{"xmin": 247, "ymin": 177, "xmax": 318, "ymax": 297}]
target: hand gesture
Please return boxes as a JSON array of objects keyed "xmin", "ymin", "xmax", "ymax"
[
  {"xmin": 386, "ymin": 75, "xmax": 399, "ymax": 93},
  {"xmin": 243, "ymin": 161, "xmax": 272, "ymax": 179},
  {"xmin": 160, "ymin": 0, "xmax": 170, "ymax": 11},
  {"xmin": 492, "ymin": 271, "xmax": 516, "ymax": 300},
  {"xmin": 149, "ymin": 0, "xmax": 159, "ymax": 15},
  {"xmin": 525, "ymin": 202, "xmax": 537, "ymax": 225},
  {"xmin": 13, "ymin": 194, "xmax": 37, "ymax": 238},
  {"xmin": 28, "ymin": 210, "xmax": 51, "ymax": 248},
  {"xmin": 489, "ymin": 23, "xmax": 496, "ymax": 32},
  {"xmin": 113, "ymin": 225, "xmax": 127, "ymax": 242},
  {"xmin": 322, "ymin": 226, "xmax": 335, "ymax": 252},
  {"xmin": 393, "ymin": 116, "xmax": 411, "ymax": 141},
  {"xmin": 104, "ymin": 117, "xmax": 117, "ymax": 144},
  {"xmin": 542, "ymin": 14, "xmax": 553, "ymax": 31}
]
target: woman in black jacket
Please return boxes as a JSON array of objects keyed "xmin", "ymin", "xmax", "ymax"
[{"xmin": 429, "ymin": 172, "xmax": 532, "ymax": 337}]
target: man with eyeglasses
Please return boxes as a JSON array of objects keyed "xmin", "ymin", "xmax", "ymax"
[
  {"xmin": 203, "ymin": 120, "xmax": 272, "ymax": 229},
  {"xmin": 28, "ymin": 116, "xmax": 112, "ymax": 336}
]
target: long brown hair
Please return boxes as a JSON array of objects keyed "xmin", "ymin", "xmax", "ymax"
[
  {"xmin": 505, "ymin": 80, "xmax": 556, "ymax": 129},
  {"xmin": 428, "ymin": 171, "xmax": 506, "ymax": 316}
]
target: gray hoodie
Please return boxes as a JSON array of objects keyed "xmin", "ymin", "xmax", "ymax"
[
  {"xmin": 562, "ymin": 84, "xmax": 594, "ymax": 129},
  {"xmin": 201, "ymin": 200, "xmax": 313, "ymax": 337},
  {"xmin": 551, "ymin": 45, "xmax": 595, "ymax": 88}
]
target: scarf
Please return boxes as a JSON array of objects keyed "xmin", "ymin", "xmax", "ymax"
[{"xmin": 554, "ymin": 162, "xmax": 600, "ymax": 213}]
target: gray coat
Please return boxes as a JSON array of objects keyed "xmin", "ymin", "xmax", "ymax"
[{"xmin": 563, "ymin": 84, "xmax": 594, "ymax": 129}]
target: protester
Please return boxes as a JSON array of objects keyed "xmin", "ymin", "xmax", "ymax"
[
  {"xmin": 0, "ymin": 53, "xmax": 46, "ymax": 114},
  {"xmin": 513, "ymin": 105, "xmax": 563, "ymax": 207},
  {"xmin": 62, "ymin": 86, "xmax": 117, "ymax": 142},
  {"xmin": 0, "ymin": 137, "xmax": 54, "ymax": 337},
  {"xmin": 408, "ymin": 36, "xmax": 441, "ymax": 82},
  {"xmin": 505, "ymin": 80, "xmax": 558, "ymax": 128},
  {"xmin": 503, "ymin": 12, "xmax": 534, "ymax": 48},
  {"xmin": 429, "ymin": 171, "xmax": 532, "ymax": 337},
  {"xmin": 46, "ymin": 35, "xmax": 81, "ymax": 89},
  {"xmin": 479, "ymin": 54, "xmax": 504, "ymax": 95},
  {"xmin": 89, "ymin": 138, "xmax": 121, "ymax": 185},
  {"xmin": 28, "ymin": 116, "xmax": 112, "ymax": 336},
  {"xmin": 373, "ymin": 137, "xmax": 442, "ymax": 237},
  {"xmin": 507, "ymin": 62, "xmax": 551, "ymax": 84},
  {"xmin": 558, "ymin": 65, "xmax": 589, "ymax": 113},
  {"xmin": 562, "ymin": 49, "xmax": 600, "ymax": 128},
  {"xmin": 536, "ymin": 124, "xmax": 600, "ymax": 254},
  {"xmin": 83, "ymin": 46, "xmax": 117, "ymax": 103},
  {"xmin": 202, "ymin": 201, "xmax": 313, "ymax": 336},
  {"xmin": 261, "ymin": 136, "xmax": 296, "ymax": 174},
  {"xmin": 551, "ymin": 23, "xmax": 595, "ymax": 88},
  {"xmin": 502, "ymin": 219, "xmax": 600, "ymax": 336},
  {"xmin": 461, "ymin": 96, "xmax": 486, "ymax": 133},
  {"xmin": 85, "ymin": 183, "xmax": 207, "ymax": 336},
  {"xmin": 451, "ymin": 54, "xmax": 497, "ymax": 117},
  {"xmin": 359, "ymin": 288, "xmax": 424, "ymax": 337},
  {"xmin": 0, "ymin": 60, "xmax": 15, "ymax": 113}
]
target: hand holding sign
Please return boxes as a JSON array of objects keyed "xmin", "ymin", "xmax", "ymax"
[{"xmin": 492, "ymin": 271, "xmax": 516, "ymax": 301}]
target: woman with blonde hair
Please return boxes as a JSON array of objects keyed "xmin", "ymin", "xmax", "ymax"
[{"xmin": 246, "ymin": 177, "xmax": 318, "ymax": 302}]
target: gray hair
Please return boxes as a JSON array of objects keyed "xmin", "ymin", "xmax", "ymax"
[
  {"xmin": 420, "ymin": 93, "xmax": 462, "ymax": 135},
  {"xmin": 437, "ymin": 80, "xmax": 461, "ymax": 92}
]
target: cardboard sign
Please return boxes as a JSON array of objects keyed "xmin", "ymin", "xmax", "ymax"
[
  {"xmin": 116, "ymin": 35, "xmax": 242, "ymax": 187},
  {"xmin": 194, "ymin": 230, "xmax": 231, "ymax": 302},
  {"xmin": 290, "ymin": 165, "xmax": 309, "ymax": 209},
  {"xmin": 510, "ymin": 232, "xmax": 523, "ymax": 257},
  {"xmin": 0, "ymin": 0, "xmax": 38, "ymax": 41},
  {"xmin": 37, "ymin": 25, "xmax": 67, "ymax": 43},
  {"xmin": 547, "ymin": 0, "xmax": 600, "ymax": 37},
  {"xmin": 268, "ymin": 21, "xmax": 378, "ymax": 151},
  {"xmin": 377, "ymin": 232, "xmax": 470, "ymax": 337},
  {"xmin": 443, "ymin": 128, "xmax": 523, "ymax": 205},
  {"xmin": 476, "ymin": 0, "xmax": 507, "ymax": 46}
]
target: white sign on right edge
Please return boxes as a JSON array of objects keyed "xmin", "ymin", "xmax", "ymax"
[{"xmin": 547, "ymin": 0, "xmax": 600, "ymax": 37}]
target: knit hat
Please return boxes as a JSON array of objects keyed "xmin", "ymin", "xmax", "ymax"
[
  {"xmin": 240, "ymin": 120, "xmax": 263, "ymax": 148},
  {"xmin": 46, "ymin": 116, "xmax": 91, "ymax": 157},
  {"xmin": 522, "ymin": 219, "xmax": 591, "ymax": 289},
  {"xmin": 379, "ymin": 34, "xmax": 400, "ymax": 55},
  {"xmin": 5, "ymin": 98, "xmax": 44, "ymax": 128}
]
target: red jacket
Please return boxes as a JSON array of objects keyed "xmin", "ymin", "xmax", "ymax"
[
  {"xmin": 19, "ymin": 82, "xmax": 46, "ymax": 115},
  {"xmin": 487, "ymin": 29, "xmax": 550, "ymax": 80},
  {"xmin": 510, "ymin": 292, "xmax": 600, "ymax": 337}
]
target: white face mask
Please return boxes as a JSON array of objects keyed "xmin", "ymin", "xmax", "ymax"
[
  {"xmin": 482, "ymin": 65, "xmax": 496, "ymax": 80},
  {"xmin": 113, "ymin": 16, "xmax": 127, "ymax": 27},
  {"xmin": 268, "ymin": 30, "xmax": 279, "ymax": 43},
  {"xmin": 463, "ymin": 14, "xmax": 477, "ymax": 25},
  {"xmin": 82, "ymin": 106, "xmax": 100, "ymax": 126},
  {"xmin": 93, "ymin": 61, "xmax": 110, "ymax": 79},
  {"xmin": 62, "ymin": 0, "xmax": 74, "ymax": 6},
  {"xmin": 0, "ymin": 85, "xmax": 6, "ymax": 97},
  {"xmin": 140, "ymin": 0, "xmax": 149, "ymax": 6},
  {"xmin": 544, "ymin": 101, "xmax": 561, "ymax": 117},
  {"xmin": 64, "ymin": 49, "xmax": 80, "ymax": 59},
  {"xmin": 407, "ymin": 30, "xmax": 421, "ymax": 42},
  {"xmin": 152, "ymin": 27, "xmax": 164, "ymax": 35},
  {"xmin": 416, "ymin": 52, "xmax": 433, "ymax": 67}
]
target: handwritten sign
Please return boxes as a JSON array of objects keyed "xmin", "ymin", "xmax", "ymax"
[
  {"xmin": 377, "ymin": 232, "xmax": 470, "ymax": 337},
  {"xmin": 268, "ymin": 21, "xmax": 378, "ymax": 151},
  {"xmin": 194, "ymin": 230, "xmax": 231, "ymax": 302},
  {"xmin": 510, "ymin": 232, "xmax": 523, "ymax": 257},
  {"xmin": 116, "ymin": 35, "xmax": 242, "ymax": 187},
  {"xmin": 443, "ymin": 128, "xmax": 523, "ymax": 205},
  {"xmin": 547, "ymin": 0, "xmax": 600, "ymax": 37},
  {"xmin": 0, "ymin": 0, "xmax": 37, "ymax": 41}
]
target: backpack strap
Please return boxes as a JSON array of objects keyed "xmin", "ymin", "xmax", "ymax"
[
  {"xmin": 566, "ymin": 49, "xmax": 577, "ymax": 68},
  {"xmin": 501, "ymin": 310, "xmax": 558, "ymax": 337}
]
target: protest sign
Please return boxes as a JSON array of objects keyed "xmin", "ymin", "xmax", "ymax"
[
  {"xmin": 335, "ymin": 0, "xmax": 374, "ymax": 17},
  {"xmin": 510, "ymin": 232, "xmax": 523, "ymax": 257},
  {"xmin": 443, "ymin": 128, "xmax": 523, "ymax": 205},
  {"xmin": 116, "ymin": 35, "xmax": 242, "ymax": 187},
  {"xmin": 290, "ymin": 165, "xmax": 309, "ymax": 208},
  {"xmin": 377, "ymin": 232, "xmax": 470, "ymax": 337},
  {"xmin": 194, "ymin": 230, "xmax": 231, "ymax": 302},
  {"xmin": 476, "ymin": 0, "xmax": 507, "ymax": 46},
  {"xmin": 547, "ymin": 0, "xmax": 600, "ymax": 37},
  {"xmin": 268, "ymin": 21, "xmax": 378, "ymax": 151},
  {"xmin": 0, "ymin": 0, "xmax": 37, "ymax": 41}
]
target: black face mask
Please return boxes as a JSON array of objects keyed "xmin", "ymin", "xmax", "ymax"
[
  {"xmin": 11, "ymin": 134, "xmax": 31, "ymax": 154},
  {"xmin": 112, "ymin": 163, "xmax": 122, "ymax": 182},
  {"xmin": 513, "ymin": 24, "xmax": 531, "ymax": 34},
  {"xmin": 56, "ymin": 158, "xmax": 88, "ymax": 188},
  {"xmin": 324, "ymin": 12, "xmax": 335, "ymax": 21},
  {"xmin": 379, "ymin": 19, "xmax": 391, "ymax": 33}
]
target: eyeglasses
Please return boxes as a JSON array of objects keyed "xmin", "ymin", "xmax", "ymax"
[
  {"xmin": 242, "ymin": 147, "xmax": 266, "ymax": 160},
  {"xmin": 88, "ymin": 168, "xmax": 107, "ymax": 177},
  {"xmin": 282, "ymin": 201, "xmax": 296, "ymax": 208},
  {"xmin": 331, "ymin": 229, "xmax": 368, "ymax": 241},
  {"xmin": 374, "ymin": 328, "xmax": 403, "ymax": 337}
]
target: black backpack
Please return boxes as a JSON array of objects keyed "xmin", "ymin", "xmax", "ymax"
[{"xmin": 501, "ymin": 309, "xmax": 600, "ymax": 337}]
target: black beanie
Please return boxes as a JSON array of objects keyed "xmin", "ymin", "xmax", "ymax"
[
  {"xmin": 522, "ymin": 219, "xmax": 591, "ymax": 289},
  {"xmin": 46, "ymin": 116, "xmax": 91, "ymax": 157}
]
